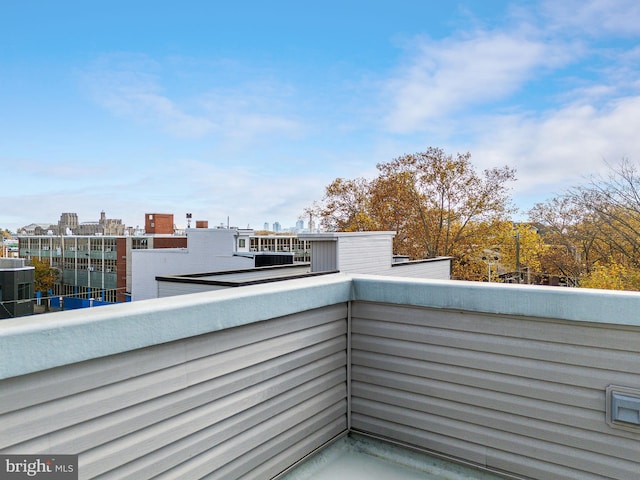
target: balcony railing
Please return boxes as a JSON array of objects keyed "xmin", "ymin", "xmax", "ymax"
[{"xmin": 1, "ymin": 274, "xmax": 639, "ymax": 479}]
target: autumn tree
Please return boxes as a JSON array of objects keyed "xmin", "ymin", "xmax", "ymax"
[
  {"xmin": 309, "ymin": 177, "xmax": 379, "ymax": 232},
  {"xmin": 528, "ymin": 197, "xmax": 590, "ymax": 284},
  {"xmin": 580, "ymin": 261, "xmax": 640, "ymax": 291},
  {"xmin": 482, "ymin": 221, "xmax": 546, "ymax": 282},
  {"xmin": 31, "ymin": 258, "xmax": 59, "ymax": 311},
  {"xmin": 528, "ymin": 159, "xmax": 640, "ymax": 290},
  {"xmin": 308, "ymin": 147, "xmax": 516, "ymax": 279},
  {"xmin": 567, "ymin": 159, "xmax": 640, "ymax": 270}
]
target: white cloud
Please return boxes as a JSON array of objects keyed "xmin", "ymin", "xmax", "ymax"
[
  {"xmin": 81, "ymin": 54, "xmax": 216, "ymax": 139},
  {"xmin": 383, "ymin": 29, "xmax": 571, "ymax": 133},
  {"xmin": 141, "ymin": 158, "xmax": 332, "ymax": 229},
  {"xmin": 80, "ymin": 53, "xmax": 304, "ymax": 142},
  {"xmin": 471, "ymin": 94, "xmax": 640, "ymax": 201},
  {"xmin": 200, "ymin": 88, "xmax": 305, "ymax": 144},
  {"xmin": 541, "ymin": 0, "xmax": 640, "ymax": 36}
]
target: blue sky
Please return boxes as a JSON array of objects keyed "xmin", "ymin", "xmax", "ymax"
[{"xmin": 2, "ymin": 0, "xmax": 640, "ymax": 231}]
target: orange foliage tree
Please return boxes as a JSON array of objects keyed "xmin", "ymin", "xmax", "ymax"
[{"xmin": 308, "ymin": 147, "xmax": 516, "ymax": 279}]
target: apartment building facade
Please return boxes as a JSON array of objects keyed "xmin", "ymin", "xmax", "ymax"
[
  {"xmin": 19, "ymin": 234, "xmax": 187, "ymax": 303},
  {"xmin": 249, "ymin": 234, "xmax": 311, "ymax": 262}
]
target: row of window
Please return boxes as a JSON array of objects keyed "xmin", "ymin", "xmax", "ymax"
[
  {"xmin": 21, "ymin": 238, "xmax": 118, "ymax": 250},
  {"xmin": 248, "ymin": 237, "xmax": 311, "ymax": 261}
]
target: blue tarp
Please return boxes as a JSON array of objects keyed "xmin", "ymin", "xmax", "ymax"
[{"xmin": 41, "ymin": 290, "xmax": 115, "ymax": 310}]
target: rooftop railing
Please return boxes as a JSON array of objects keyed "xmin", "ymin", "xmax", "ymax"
[{"xmin": 1, "ymin": 274, "xmax": 639, "ymax": 479}]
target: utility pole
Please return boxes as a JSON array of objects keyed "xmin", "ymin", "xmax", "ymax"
[{"xmin": 515, "ymin": 229, "xmax": 521, "ymax": 284}]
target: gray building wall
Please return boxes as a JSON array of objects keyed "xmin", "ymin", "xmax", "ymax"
[
  {"xmin": 2, "ymin": 275, "xmax": 640, "ymax": 480},
  {"xmin": 0, "ymin": 303, "xmax": 348, "ymax": 479},
  {"xmin": 308, "ymin": 240, "xmax": 338, "ymax": 273},
  {"xmin": 350, "ymin": 301, "xmax": 640, "ymax": 480}
]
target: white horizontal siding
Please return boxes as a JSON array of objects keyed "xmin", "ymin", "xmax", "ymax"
[
  {"xmin": 350, "ymin": 301, "xmax": 640, "ymax": 480},
  {"xmin": 390, "ymin": 259, "xmax": 451, "ymax": 279},
  {"xmin": 0, "ymin": 304, "xmax": 348, "ymax": 479},
  {"xmin": 157, "ymin": 280, "xmax": 228, "ymax": 297},
  {"xmin": 337, "ymin": 235, "xmax": 392, "ymax": 275}
]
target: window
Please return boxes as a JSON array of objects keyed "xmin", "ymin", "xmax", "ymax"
[
  {"xmin": 132, "ymin": 238, "xmax": 148, "ymax": 249},
  {"xmin": 91, "ymin": 238, "xmax": 104, "ymax": 252},
  {"xmin": 77, "ymin": 238, "xmax": 88, "ymax": 251},
  {"xmin": 238, "ymin": 239, "xmax": 246, "ymax": 248},
  {"xmin": 17, "ymin": 283, "xmax": 31, "ymax": 301}
]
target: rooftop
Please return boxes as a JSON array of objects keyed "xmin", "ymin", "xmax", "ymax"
[
  {"xmin": 155, "ymin": 264, "xmax": 328, "ymax": 289},
  {"xmin": 280, "ymin": 434, "xmax": 506, "ymax": 480},
  {"xmin": 1, "ymin": 274, "xmax": 639, "ymax": 479}
]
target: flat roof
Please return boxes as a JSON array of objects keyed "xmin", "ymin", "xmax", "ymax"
[
  {"xmin": 155, "ymin": 264, "xmax": 336, "ymax": 287},
  {"xmin": 298, "ymin": 231, "xmax": 396, "ymax": 240},
  {"xmin": 279, "ymin": 434, "xmax": 508, "ymax": 480}
]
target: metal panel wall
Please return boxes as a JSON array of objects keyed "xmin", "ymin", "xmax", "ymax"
[
  {"xmin": 0, "ymin": 304, "xmax": 348, "ymax": 480},
  {"xmin": 350, "ymin": 301, "xmax": 640, "ymax": 480},
  {"xmin": 309, "ymin": 241, "xmax": 338, "ymax": 272}
]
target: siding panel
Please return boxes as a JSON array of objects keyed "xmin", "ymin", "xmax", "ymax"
[
  {"xmin": 337, "ymin": 235, "xmax": 391, "ymax": 275},
  {"xmin": 309, "ymin": 241, "xmax": 337, "ymax": 272},
  {"xmin": 350, "ymin": 301, "xmax": 640, "ymax": 480},
  {"xmin": 0, "ymin": 304, "xmax": 348, "ymax": 479}
]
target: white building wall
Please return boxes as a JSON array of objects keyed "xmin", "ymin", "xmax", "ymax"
[
  {"xmin": 301, "ymin": 232, "xmax": 451, "ymax": 280},
  {"xmin": 132, "ymin": 229, "xmax": 253, "ymax": 301},
  {"xmin": 389, "ymin": 258, "xmax": 451, "ymax": 280},
  {"xmin": 158, "ymin": 282, "xmax": 229, "ymax": 298},
  {"xmin": 337, "ymin": 233, "xmax": 395, "ymax": 275}
]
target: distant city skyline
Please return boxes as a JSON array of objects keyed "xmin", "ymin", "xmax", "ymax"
[
  {"xmin": 12, "ymin": 210, "xmax": 305, "ymax": 234},
  {"xmin": 3, "ymin": 1, "xmax": 640, "ymax": 232}
]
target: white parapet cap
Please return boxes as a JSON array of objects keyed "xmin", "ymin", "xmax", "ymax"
[{"xmin": 1, "ymin": 273, "xmax": 640, "ymax": 379}]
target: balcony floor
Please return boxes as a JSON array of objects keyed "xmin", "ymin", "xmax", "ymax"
[{"xmin": 280, "ymin": 434, "xmax": 507, "ymax": 480}]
